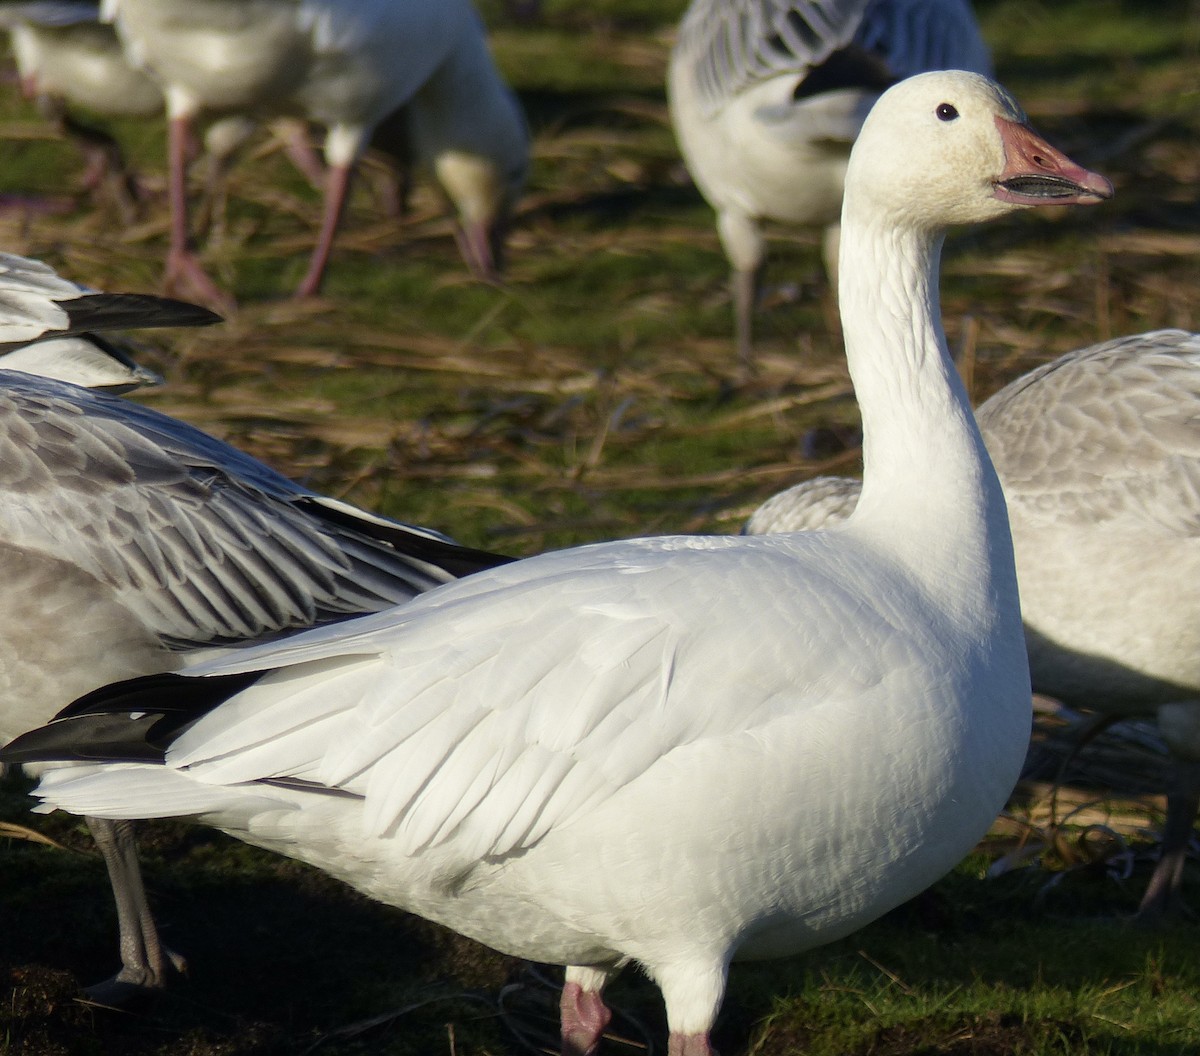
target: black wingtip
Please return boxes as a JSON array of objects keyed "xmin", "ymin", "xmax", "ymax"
[
  {"xmin": 61, "ymin": 293, "xmax": 223, "ymax": 338},
  {"xmin": 299, "ymin": 499, "xmax": 517, "ymax": 579},
  {"xmin": 0, "ymin": 669, "xmax": 263, "ymax": 766}
]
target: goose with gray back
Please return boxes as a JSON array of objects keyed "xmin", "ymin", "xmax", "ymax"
[
  {"xmin": 0, "ymin": 253, "xmax": 512, "ymax": 1003},
  {"xmin": 745, "ymin": 329, "xmax": 1200, "ymax": 919},
  {"xmin": 669, "ymin": 0, "xmax": 991, "ymax": 368}
]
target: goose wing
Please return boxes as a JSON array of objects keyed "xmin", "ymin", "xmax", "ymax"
[
  {"xmin": 673, "ymin": 0, "xmax": 989, "ymax": 119},
  {"xmin": 0, "ymin": 373, "xmax": 498, "ymax": 646},
  {"xmin": 979, "ymin": 330, "xmax": 1200, "ymax": 535},
  {"xmin": 132, "ymin": 534, "xmax": 923, "ymax": 870}
]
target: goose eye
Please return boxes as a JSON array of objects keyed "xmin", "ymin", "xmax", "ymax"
[{"xmin": 936, "ymin": 103, "xmax": 959, "ymax": 122}]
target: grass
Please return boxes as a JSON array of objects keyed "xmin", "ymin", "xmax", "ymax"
[{"xmin": 0, "ymin": 0, "xmax": 1199, "ymax": 1053}]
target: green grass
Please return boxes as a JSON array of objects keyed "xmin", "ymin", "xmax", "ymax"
[{"xmin": 0, "ymin": 1, "xmax": 1198, "ymax": 1053}]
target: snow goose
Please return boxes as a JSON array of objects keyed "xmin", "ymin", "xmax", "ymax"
[
  {"xmin": 0, "ymin": 255, "xmax": 512, "ymax": 1001},
  {"xmin": 0, "ymin": 1, "xmax": 161, "ymax": 210},
  {"xmin": 0, "ymin": 369, "xmax": 512, "ymax": 1002},
  {"xmin": 745, "ymin": 330, "xmax": 1200, "ymax": 919},
  {"xmin": 5, "ymin": 72, "xmax": 1111, "ymax": 1053},
  {"xmin": 0, "ymin": 2, "xmax": 285, "ymax": 224},
  {"xmin": 668, "ymin": 0, "xmax": 991, "ymax": 367},
  {"xmin": 101, "ymin": 0, "xmax": 528, "ymax": 305}
]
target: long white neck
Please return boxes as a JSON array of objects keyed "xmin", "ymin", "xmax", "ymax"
[{"xmin": 838, "ymin": 204, "xmax": 1018, "ymax": 628}]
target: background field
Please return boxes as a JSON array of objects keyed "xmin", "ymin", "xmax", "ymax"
[{"xmin": 0, "ymin": 1, "xmax": 1198, "ymax": 1053}]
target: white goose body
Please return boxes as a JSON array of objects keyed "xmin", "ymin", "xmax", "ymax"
[
  {"xmin": 0, "ymin": 1, "xmax": 162, "ymax": 115},
  {"xmin": 128, "ymin": 529, "xmax": 1016, "ymax": 960},
  {"xmin": 668, "ymin": 0, "xmax": 991, "ymax": 363},
  {"xmin": 14, "ymin": 74, "xmax": 1112, "ymax": 1054},
  {"xmin": 101, "ymin": 0, "xmax": 527, "ymax": 299}
]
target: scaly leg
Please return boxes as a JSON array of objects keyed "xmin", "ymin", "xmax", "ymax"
[
  {"xmin": 560, "ymin": 965, "xmax": 617, "ymax": 1055},
  {"xmin": 84, "ymin": 817, "xmax": 186, "ymax": 1005}
]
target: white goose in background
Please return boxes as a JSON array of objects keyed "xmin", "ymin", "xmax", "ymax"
[
  {"xmin": 0, "ymin": 252, "xmax": 514, "ymax": 1003},
  {"xmin": 0, "ymin": 0, "xmax": 160, "ymax": 213},
  {"xmin": 668, "ymin": 0, "xmax": 991, "ymax": 367},
  {"xmin": 100, "ymin": 0, "xmax": 528, "ymax": 307},
  {"xmin": 6, "ymin": 73, "xmax": 1111, "ymax": 1055},
  {"xmin": 0, "ymin": 2, "xmax": 271, "ymax": 223},
  {"xmin": 746, "ymin": 329, "xmax": 1200, "ymax": 919}
]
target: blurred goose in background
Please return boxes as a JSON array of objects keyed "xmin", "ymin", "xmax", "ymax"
[
  {"xmin": 745, "ymin": 330, "xmax": 1200, "ymax": 919},
  {"xmin": 668, "ymin": 0, "xmax": 991, "ymax": 367},
  {"xmin": 0, "ymin": 0, "xmax": 160, "ymax": 214},
  {"xmin": 5, "ymin": 72, "xmax": 1112, "ymax": 1054},
  {"xmin": 101, "ymin": 0, "xmax": 528, "ymax": 306},
  {"xmin": 0, "ymin": 2, "xmax": 301, "ymax": 226},
  {"xmin": 0, "ymin": 251, "xmax": 513, "ymax": 1003}
]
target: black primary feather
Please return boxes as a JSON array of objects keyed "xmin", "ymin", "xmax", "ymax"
[
  {"xmin": 0, "ymin": 670, "xmax": 263, "ymax": 765},
  {"xmin": 58, "ymin": 293, "xmax": 222, "ymax": 338},
  {"xmin": 296, "ymin": 497, "xmax": 517, "ymax": 579}
]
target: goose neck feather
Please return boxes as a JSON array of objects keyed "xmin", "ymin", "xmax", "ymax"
[{"xmin": 837, "ymin": 207, "xmax": 1015, "ymax": 627}]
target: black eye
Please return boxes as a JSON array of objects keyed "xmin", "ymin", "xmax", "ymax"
[{"xmin": 936, "ymin": 103, "xmax": 959, "ymax": 121}]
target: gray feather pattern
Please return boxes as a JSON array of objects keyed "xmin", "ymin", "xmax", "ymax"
[
  {"xmin": 0, "ymin": 371, "xmax": 475, "ymax": 647},
  {"xmin": 675, "ymin": 0, "xmax": 990, "ymax": 118}
]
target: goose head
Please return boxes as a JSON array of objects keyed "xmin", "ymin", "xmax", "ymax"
[{"xmin": 844, "ymin": 70, "xmax": 1112, "ymax": 230}]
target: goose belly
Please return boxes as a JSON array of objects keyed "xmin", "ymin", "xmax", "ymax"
[
  {"xmin": 672, "ymin": 73, "xmax": 871, "ymax": 227},
  {"xmin": 113, "ymin": 0, "xmax": 310, "ymax": 111}
]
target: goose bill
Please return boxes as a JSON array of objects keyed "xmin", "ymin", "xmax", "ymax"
[{"xmin": 992, "ymin": 116, "xmax": 1113, "ymax": 206}]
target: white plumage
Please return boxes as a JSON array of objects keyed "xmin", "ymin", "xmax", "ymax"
[
  {"xmin": 100, "ymin": 0, "xmax": 528, "ymax": 303},
  {"xmin": 0, "ymin": 2, "xmax": 282, "ymax": 221},
  {"xmin": 0, "ymin": 334, "xmax": 162, "ymax": 391},
  {"xmin": 11, "ymin": 73, "xmax": 1112, "ymax": 1054},
  {"xmin": 668, "ymin": 0, "xmax": 991, "ymax": 365},
  {"xmin": 0, "ymin": 1, "xmax": 161, "ymax": 115},
  {"xmin": 747, "ymin": 329, "xmax": 1200, "ymax": 918}
]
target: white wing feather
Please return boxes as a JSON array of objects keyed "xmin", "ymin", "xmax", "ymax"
[{"xmin": 160, "ymin": 534, "xmax": 914, "ymax": 870}]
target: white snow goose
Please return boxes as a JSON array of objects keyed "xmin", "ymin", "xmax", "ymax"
[
  {"xmin": 668, "ymin": 0, "xmax": 992, "ymax": 367},
  {"xmin": 746, "ymin": 329, "xmax": 1200, "ymax": 920},
  {"xmin": 0, "ymin": 256, "xmax": 512, "ymax": 1002},
  {"xmin": 100, "ymin": 0, "xmax": 528, "ymax": 306},
  {"xmin": 0, "ymin": 1, "xmax": 161, "ymax": 213},
  {"xmin": 5, "ymin": 72, "xmax": 1111, "ymax": 1054}
]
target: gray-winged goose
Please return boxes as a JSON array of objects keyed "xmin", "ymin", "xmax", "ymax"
[
  {"xmin": 747, "ymin": 329, "xmax": 1200, "ymax": 919},
  {"xmin": 668, "ymin": 0, "xmax": 991, "ymax": 366},
  {"xmin": 0, "ymin": 253, "xmax": 511, "ymax": 1002},
  {"xmin": 6, "ymin": 72, "xmax": 1110, "ymax": 1054}
]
